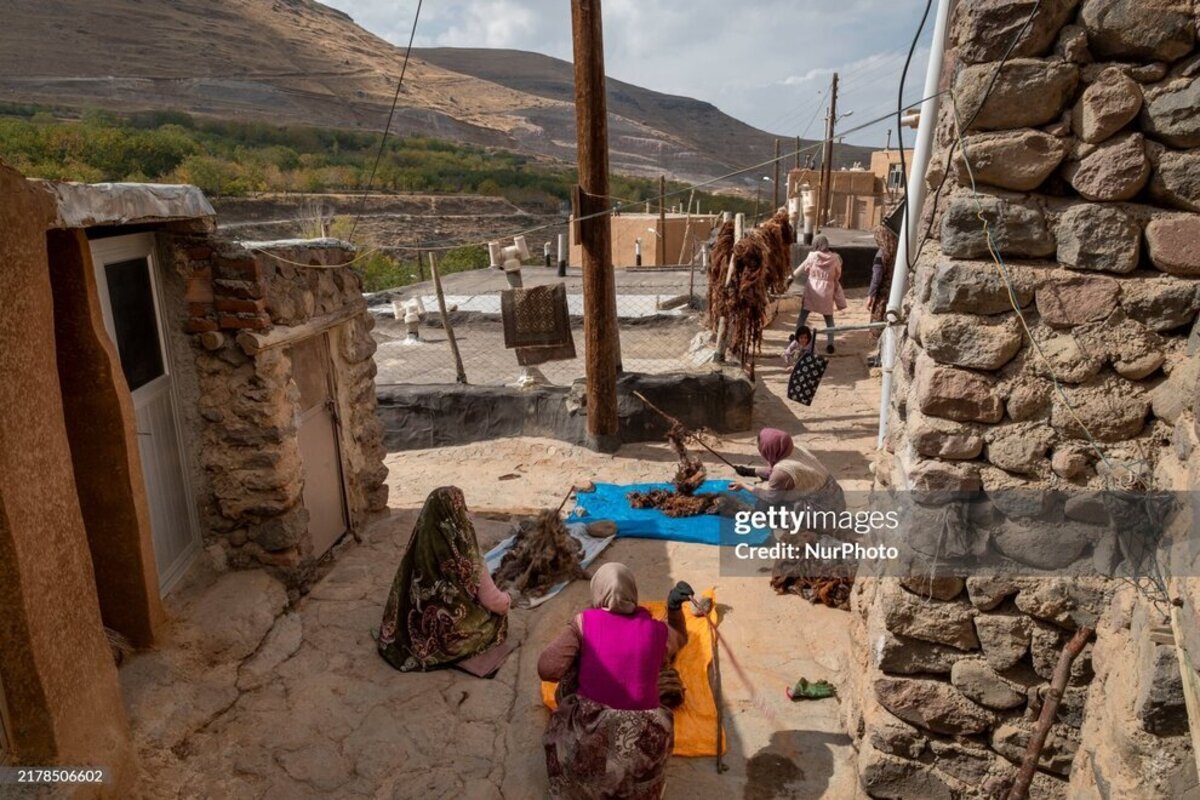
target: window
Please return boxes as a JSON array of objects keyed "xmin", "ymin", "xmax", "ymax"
[
  {"xmin": 103, "ymin": 257, "xmax": 166, "ymax": 391},
  {"xmin": 887, "ymin": 163, "xmax": 905, "ymax": 190}
]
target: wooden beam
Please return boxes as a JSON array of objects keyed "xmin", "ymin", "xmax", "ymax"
[
  {"xmin": 571, "ymin": 0, "xmax": 620, "ymax": 445},
  {"xmin": 236, "ymin": 301, "xmax": 366, "ymax": 356}
]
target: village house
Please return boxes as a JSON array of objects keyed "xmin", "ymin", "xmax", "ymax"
[
  {"xmin": 788, "ymin": 148, "xmax": 913, "ymax": 231},
  {"xmin": 0, "ymin": 160, "xmax": 388, "ymax": 792}
]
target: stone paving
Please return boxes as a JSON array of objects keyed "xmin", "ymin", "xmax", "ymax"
[{"xmin": 120, "ymin": 291, "xmax": 881, "ymax": 799}]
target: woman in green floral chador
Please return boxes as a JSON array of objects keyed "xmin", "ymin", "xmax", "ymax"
[{"xmin": 377, "ymin": 486, "xmax": 511, "ymax": 672}]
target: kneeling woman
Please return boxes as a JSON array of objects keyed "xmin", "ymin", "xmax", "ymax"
[
  {"xmin": 538, "ymin": 563, "xmax": 691, "ymax": 799},
  {"xmin": 732, "ymin": 427, "xmax": 845, "ymax": 516},
  {"xmin": 377, "ymin": 486, "xmax": 511, "ymax": 672}
]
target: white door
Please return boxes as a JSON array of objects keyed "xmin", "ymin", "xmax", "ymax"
[{"xmin": 92, "ymin": 234, "xmax": 200, "ymax": 593}]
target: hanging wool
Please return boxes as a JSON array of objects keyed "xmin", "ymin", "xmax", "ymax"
[
  {"xmin": 760, "ymin": 209, "xmax": 796, "ymax": 294},
  {"xmin": 728, "ymin": 230, "xmax": 772, "ymax": 365},
  {"xmin": 707, "ymin": 219, "xmax": 736, "ymax": 329}
]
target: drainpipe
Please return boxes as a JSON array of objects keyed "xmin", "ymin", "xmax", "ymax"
[{"xmin": 876, "ymin": 0, "xmax": 956, "ymax": 451}]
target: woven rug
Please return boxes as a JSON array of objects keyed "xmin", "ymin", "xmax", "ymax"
[{"xmin": 501, "ymin": 283, "xmax": 572, "ymax": 348}]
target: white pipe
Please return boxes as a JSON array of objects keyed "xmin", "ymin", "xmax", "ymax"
[{"xmin": 877, "ymin": 0, "xmax": 956, "ymax": 451}]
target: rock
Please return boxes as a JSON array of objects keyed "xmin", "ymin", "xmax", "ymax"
[
  {"xmin": 955, "ymin": 0, "xmax": 1083, "ymax": 64},
  {"xmin": 1013, "ymin": 578, "xmax": 1106, "ymax": 628},
  {"xmin": 1052, "ymin": 448, "xmax": 1093, "ymax": 479},
  {"xmin": 1137, "ymin": 643, "xmax": 1189, "ymax": 735},
  {"xmin": 1150, "ymin": 352, "xmax": 1200, "ymax": 422},
  {"xmin": 1005, "ymin": 378, "xmax": 1053, "ymax": 421},
  {"xmin": 993, "ymin": 519, "xmax": 1092, "ymax": 569},
  {"xmin": 975, "ymin": 613, "xmax": 1033, "ymax": 671},
  {"xmin": 1031, "ymin": 622, "xmax": 1095, "ymax": 683},
  {"xmin": 874, "ymin": 677, "xmax": 997, "ymax": 736},
  {"xmin": 1147, "ymin": 144, "xmax": 1200, "ymax": 211},
  {"xmin": 858, "ymin": 741, "xmax": 957, "ymax": 800},
  {"xmin": 1079, "ymin": 0, "xmax": 1196, "ymax": 62},
  {"xmin": 865, "ymin": 702, "xmax": 927, "ymax": 760},
  {"xmin": 1032, "ymin": 331, "xmax": 1105, "ymax": 384},
  {"xmin": 176, "ymin": 570, "xmax": 289, "ymax": 664},
  {"xmin": 941, "ymin": 192, "xmax": 1056, "ymax": 259},
  {"xmin": 950, "ymin": 658, "xmax": 1027, "ymax": 709},
  {"xmin": 1056, "ymin": 204, "xmax": 1141, "ymax": 273},
  {"xmin": 1112, "ymin": 347, "xmax": 1166, "ymax": 380},
  {"xmin": 881, "ymin": 580, "xmax": 980, "ymax": 650},
  {"xmin": 927, "ymin": 259, "xmax": 1036, "ymax": 315},
  {"xmin": 1063, "ymin": 133, "xmax": 1151, "ymax": 201},
  {"xmin": 1142, "ymin": 77, "xmax": 1200, "ymax": 148},
  {"xmin": 1055, "ymin": 24, "xmax": 1092, "ymax": 64},
  {"xmin": 919, "ymin": 313, "xmax": 1023, "ymax": 370},
  {"xmin": 911, "ymin": 411, "xmax": 985, "ymax": 460},
  {"xmin": 992, "ymin": 722, "xmax": 1079, "ymax": 775},
  {"xmin": 1051, "ymin": 376, "xmax": 1149, "ymax": 441},
  {"xmin": 913, "ymin": 354, "xmax": 1006, "ymax": 423},
  {"xmin": 277, "ymin": 742, "xmax": 353, "ymax": 792},
  {"xmin": 1146, "ymin": 215, "xmax": 1200, "ymax": 276},
  {"xmin": 1073, "ymin": 67, "xmax": 1143, "ymax": 143},
  {"xmin": 873, "ymin": 630, "xmax": 969, "ymax": 675},
  {"xmin": 1119, "ymin": 274, "xmax": 1200, "ymax": 331},
  {"xmin": 929, "ymin": 739, "xmax": 1005, "ymax": 787},
  {"xmin": 985, "ymin": 424, "xmax": 1054, "ymax": 475},
  {"xmin": 1036, "ymin": 273, "xmax": 1120, "ymax": 327},
  {"xmin": 966, "ymin": 577, "xmax": 1022, "ymax": 612},
  {"xmin": 901, "ymin": 575, "xmax": 966, "ymax": 602},
  {"xmin": 960, "ymin": 129, "xmax": 1069, "ymax": 191},
  {"xmin": 1063, "ymin": 492, "xmax": 1111, "ymax": 524},
  {"xmin": 907, "ymin": 459, "xmax": 984, "ymax": 494},
  {"xmin": 237, "ymin": 612, "xmax": 304, "ymax": 691},
  {"xmin": 955, "ymin": 58, "xmax": 1079, "ymax": 131}
]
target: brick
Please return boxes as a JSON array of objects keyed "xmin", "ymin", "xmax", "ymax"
[
  {"xmin": 188, "ymin": 302, "xmax": 213, "ymax": 319},
  {"xmin": 216, "ymin": 256, "xmax": 262, "ymax": 282},
  {"xmin": 185, "ymin": 268, "xmax": 214, "ymax": 303},
  {"xmin": 185, "ymin": 245, "xmax": 214, "ymax": 261},
  {"xmin": 213, "ymin": 278, "xmax": 267, "ymax": 300},
  {"xmin": 215, "ymin": 297, "xmax": 267, "ymax": 314},
  {"xmin": 218, "ymin": 313, "xmax": 271, "ymax": 331},
  {"xmin": 185, "ymin": 317, "xmax": 220, "ymax": 334}
]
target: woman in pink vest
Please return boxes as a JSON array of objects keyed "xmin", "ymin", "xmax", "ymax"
[{"xmin": 538, "ymin": 563, "xmax": 691, "ymax": 799}]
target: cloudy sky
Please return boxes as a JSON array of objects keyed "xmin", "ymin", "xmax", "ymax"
[{"xmin": 322, "ymin": 0, "xmax": 936, "ymax": 148}]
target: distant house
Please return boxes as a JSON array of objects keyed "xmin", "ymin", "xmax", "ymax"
[
  {"xmin": 787, "ymin": 148, "xmax": 913, "ymax": 231},
  {"xmin": 0, "ymin": 161, "xmax": 387, "ymax": 790},
  {"xmin": 569, "ymin": 212, "xmax": 719, "ymax": 268}
]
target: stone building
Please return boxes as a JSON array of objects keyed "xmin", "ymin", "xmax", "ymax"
[
  {"xmin": 0, "ymin": 161, "xmax": 387, "ymax": 793},
  {"xmin": 850, "ymin": 1, "xmax": 1200, "ymax": 797}
]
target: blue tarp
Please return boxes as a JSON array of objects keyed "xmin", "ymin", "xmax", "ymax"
[{"xmin": 572, "ymin": 480, "xmax": 771, "ymax": 546}]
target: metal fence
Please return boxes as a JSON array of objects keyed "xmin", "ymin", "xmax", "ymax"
[{"xmin": 369, "ymin": 266, "xmax": 715, "ymax": 387}]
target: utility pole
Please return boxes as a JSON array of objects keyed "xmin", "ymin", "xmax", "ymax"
[
  {"xmin": 817, "ymin": 72, "xmax": 838, "ymax": 233},
  {"xmin": 571, "ymin": 0, "xmax": 620, "ymax": 448},
  {"xmin": 772, "ymin": 139, "xmax": 781, "ymax": 211},
  {"xmin": 795, "ymin": 135, "xmax": 801, "ymax": 170},
  {"xmin": 658, "ymin": 174, "xmax": 667, "ymax": 267}
]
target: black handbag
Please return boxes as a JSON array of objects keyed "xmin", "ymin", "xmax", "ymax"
[{"xmin": 787, "ymin": 342, "xmax": 828, "ymax": 405}]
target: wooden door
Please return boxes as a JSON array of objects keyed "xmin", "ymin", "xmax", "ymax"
[
  {"xmin": 92, "ymin": 234, "xmax": 200, "ymax": 594},
  {"xmin": 291, "ymin": 335, "xmax": 348, "ymax": 557}
]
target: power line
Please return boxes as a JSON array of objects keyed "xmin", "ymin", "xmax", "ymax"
[{"xmin": 346, "ymin": 0, "xmax": 424, "ymax": 244}]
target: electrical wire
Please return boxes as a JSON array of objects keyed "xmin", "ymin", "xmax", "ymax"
[{"xmin": 346, "ymin": 0, "xmax": 424, "ymax": 244}]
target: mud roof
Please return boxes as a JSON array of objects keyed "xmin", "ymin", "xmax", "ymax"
[{"xmin": 36, "ymin": 181, "xmax": 216, "ymax": 229}]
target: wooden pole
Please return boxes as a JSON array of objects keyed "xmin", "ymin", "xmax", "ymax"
[
  {"xmin": 677, "ymin": 188, "xmax": 695, "ymax": 265},
  {"xmin": 818, "ymin": 72, "xmax": 838, "ymax": 233},
  {"xmin": 429, "ymin": 253, "xmax": 466, "ymax": 384},
  {"xmin": 658, "ymin": 174, "xmax": 667, "ymax": 267},
  {"xmin": 795, "ymin": 135, "xmax": 801, "ymax": 170},
  {"xmin": 416, "ymin": 249, "xmax": 425, "ymax": 282},
  {"xmin": 571, "ymin": 0, "xmax": 619, "ymax": 445},
  {"xmin": 772, "ymin": 138, "xmax": 781, "ymax": 211},
  {"xmin": 1005, "ymin": 627, "xmax": 1094, "ymax": 800}
]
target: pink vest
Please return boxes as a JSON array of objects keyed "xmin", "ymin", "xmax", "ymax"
[{"xmin": 578, "ymin": 607, "xmax": 668, "ymax": 711}]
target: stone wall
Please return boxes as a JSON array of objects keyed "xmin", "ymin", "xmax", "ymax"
[
  {"xmin": 855, "ymin": 1, "xmax": 1200, "ymax": 797},
  {"xmin": 165, "ymin": 237, "xmax": 388, "ymax": 584}
]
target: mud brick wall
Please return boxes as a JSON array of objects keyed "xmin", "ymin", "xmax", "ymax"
[
  {"xmin": 168, "ymin": 238, "xmax": 388, "ymax": 584},
  {"xmin": 855, "ymin": 2, "xmax": 1200, "ymax": 797}
]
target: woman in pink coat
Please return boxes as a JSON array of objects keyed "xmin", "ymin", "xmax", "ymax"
[{"xmin": 792, "ymin": 234, "xmax": 846, "ymax": 354}]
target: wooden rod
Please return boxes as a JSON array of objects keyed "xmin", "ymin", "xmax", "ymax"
[
  {"xmin": 631, "ymin": 390, "xmax": 738, "ymax": 470},
  {"xmin": 429, "ymin": 252, "xmax": 467, "ymax": 384}
]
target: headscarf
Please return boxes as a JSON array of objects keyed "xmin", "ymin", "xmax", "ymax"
[
  {"xmin": 590, "ymin": 562, "xmax": 638, "ymax": 615},
  {"xmin": 812, "ymin": 234, "xmax": 830, "ymax": 252},
  {"xmin": 757, "ymin": 428, "xmax": 795, "ymax": 467}
]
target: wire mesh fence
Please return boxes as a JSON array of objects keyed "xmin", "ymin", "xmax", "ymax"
[{"xmin": 369, "ymin": 266, "xmax": 716, "ymax": 387}]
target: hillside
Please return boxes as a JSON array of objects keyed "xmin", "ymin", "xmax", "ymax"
[{"xmin": 0, "ymin": 0, "xmax": 871, "ymax": 187}]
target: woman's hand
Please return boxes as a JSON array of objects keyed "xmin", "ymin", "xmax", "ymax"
[
  {"xmin": 729, "ymin": 481, "xmax": 751, "ymax": 492},
  {"xmin": 667, "ymin": 582, "xmax": 696, "ymax": 610}
]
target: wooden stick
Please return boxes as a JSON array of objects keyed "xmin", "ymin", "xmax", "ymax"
[
  {"xmin": 429, "ymin": 253, "xmax": 467, "ymax": 384},
  {"xmin": 631, "ymin": 390, "xmax": 739, "ymax": 470},
  {"xmin": 1006, "ymin": 627, "xmax": 1094, "ymax": 800},
  {"xmin": 712, "ymin": 615, "xmax": 725, "ymax": 773}
]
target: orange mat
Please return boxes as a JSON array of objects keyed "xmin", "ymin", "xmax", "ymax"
[{"xmin": 540, "ymin": 589, "xmax": 726, "ymax": 757}]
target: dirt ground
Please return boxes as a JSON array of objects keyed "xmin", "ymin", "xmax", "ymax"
[{"xmin": 119, "ymin": 289, "xmax": 880, "ymax": 799}]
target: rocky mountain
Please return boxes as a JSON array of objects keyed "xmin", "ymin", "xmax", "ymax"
[{"xmin": 0, "ymin": 0, "xmax": 871, "ymax": 187}]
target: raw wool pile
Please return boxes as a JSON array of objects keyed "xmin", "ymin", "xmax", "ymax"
[
  {"xmin": 627, "ymin": 423, "xmax": 722, "ymax": 517},
  {"xmin": 771, "ymin": 576, "xmax": 854, "ymax": 611},
  {"xmin": 493, "ymin": 510, "xmax": 586, "ymax": 598}
]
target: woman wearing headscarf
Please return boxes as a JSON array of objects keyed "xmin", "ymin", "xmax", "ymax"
[
  {"xmin": 792, "ymin": 234, "xmax": 846, "ymax": 354},
  {"xmin": 866, "ymin": 225, "xmax": 899, "ymax": 366},
  {"xmin": 376, "ymin": 486, "xmax": 512, "ymax": 672},
  {"xmin": 538, "ymin": 563, "xmax": 692, "ymax": 799},
  {"xmin": 731, "ymin": 428, "xmax": 846, "ymax": 516}
]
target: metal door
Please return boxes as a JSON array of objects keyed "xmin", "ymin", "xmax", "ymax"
[
  {"xmin": 291, "ymin": 335, "xmax": 348, "ymax": 557},
  {"xmin": 92, "ymin": 234, "xmax": 200, "ymax": 593}
]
